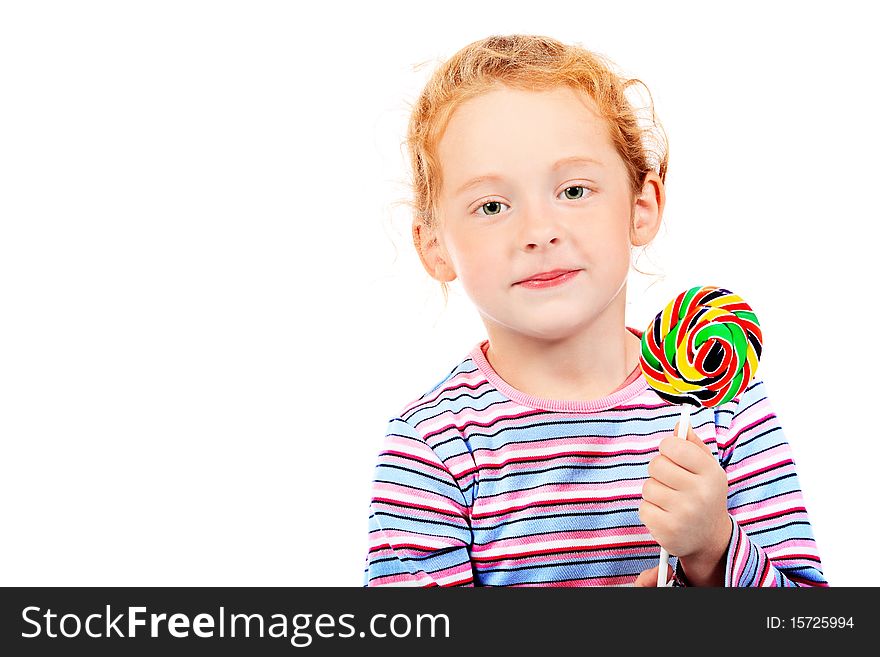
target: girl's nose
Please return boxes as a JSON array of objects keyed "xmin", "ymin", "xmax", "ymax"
[
  {"xmin": 518, "ymin": 205, "xmax": 561, "ymax": 250},
  {"xmin": 524, "ymin": 235, "xmax": 559, "ymax": 250}
]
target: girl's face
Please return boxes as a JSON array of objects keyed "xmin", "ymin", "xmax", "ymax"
[{"xmin": 422, "ymin": 84, "xmax": 662, "ymax": 343}]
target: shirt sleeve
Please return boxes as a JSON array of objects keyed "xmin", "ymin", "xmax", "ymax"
[
  {"xmin": 363, "ymin": 417, "xmax": 476, "ymax": 587},
  {"xmin": 712, "ymin": 378, "xmax": 828, "ymax": 587}
]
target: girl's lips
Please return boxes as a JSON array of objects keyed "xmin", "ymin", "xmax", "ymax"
[{"xmin": 515, "ymin": 269, "xmax": 581, "ymax": 289}]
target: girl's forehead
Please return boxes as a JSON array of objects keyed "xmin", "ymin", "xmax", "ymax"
[
  {"xmin": 457, "ymin": 84, "xmax": 600, "ymax": 119},
  {"xmin": 437, "ymin": 85, "xmax": 617, "ymax": 171}
]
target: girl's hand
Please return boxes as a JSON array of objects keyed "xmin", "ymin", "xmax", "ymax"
[
  {"xmin": 633, "ymin": 564, "xmax": 674, "ymax": 587},
  {"xmin": 639, "ymin": 422, "xmax": 732, "ymax": 584}
]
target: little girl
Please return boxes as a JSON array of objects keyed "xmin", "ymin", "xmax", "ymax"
[{"xmin": 363, "ymin": 34, "xmax": 826, "ymax": 587}]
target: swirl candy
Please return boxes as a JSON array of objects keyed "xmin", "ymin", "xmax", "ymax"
[{"xmin": 640, "ymin": 286, "xmax": 762, "ymax": 408}]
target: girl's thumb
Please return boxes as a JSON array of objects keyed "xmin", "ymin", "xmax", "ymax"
[{"xmin": 684, "ymin": 424, "xmax": 713, "ymax": 454}]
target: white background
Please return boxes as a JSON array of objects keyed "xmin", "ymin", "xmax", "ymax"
[{"xmin": 1, "ymin": 1, "xmax": 876, "ymax": 586}]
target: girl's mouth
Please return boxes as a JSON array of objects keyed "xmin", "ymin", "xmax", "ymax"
[{"xmin": 515, "ymin": 269, "xmax": 581, "ymax": 289}]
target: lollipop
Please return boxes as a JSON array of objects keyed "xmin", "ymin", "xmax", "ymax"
[{"xmin": 639, "ymin": 285, "xmax": 762, "ymax": 585}]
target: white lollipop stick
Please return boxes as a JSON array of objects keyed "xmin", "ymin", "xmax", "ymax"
[{"xmin": 657, "ymin": 404, "xmax": 691, "ymax": 587}]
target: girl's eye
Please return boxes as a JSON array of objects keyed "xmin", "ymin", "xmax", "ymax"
[
  {"xmin": 476, "ymin": 200, "xmax": 509, "ymax": 216},
  {"xmin": 560, "ymin": 186, "xmax": 586, "ymax": 200},
  {"xmin": 474, "ymin": 187, "xmax": 588, "ymax": 216}
]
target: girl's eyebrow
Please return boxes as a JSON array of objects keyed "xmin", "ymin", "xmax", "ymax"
[{"xmin": 453, "ymin": 155, "xmax": 604, "ymax": 196}]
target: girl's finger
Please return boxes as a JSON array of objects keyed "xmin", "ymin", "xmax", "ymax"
[
  {"xmin": 678, "ymin": 422, "xmax": 715, "ymax": 456},
  {"xmin": 634, "ymin": 566, "xmax": 659, "ymax": 587},
  {"xmin": 633, "ymin": 564, "xmax": 674, "ymax": 587},
  {"xmin": 658, "ymin": 434, "xmax": 713, "ymax": 475},
  {"xmin": 647, "ymin": 454, "xmax": 693, "ymax": 491},
  {"xmin": 642, "ymin": 476, "xmax": 678, "ymax": 511}
]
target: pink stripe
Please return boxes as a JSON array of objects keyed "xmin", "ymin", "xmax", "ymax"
[
  {"xmin": 371, "ymin": 481, "xmax": 461, "ymax": 507},
  {"xmin": 509, "ymin": 575, "xmax": 635, "ymax": 587},
  {"xmin": 728, "ymin": 458, "xmax": 793, "ymax": 485},
  {"xmin": 369, "ymin": 563, "xmax": 473, "ymax": 587},
  {"xmin": 759, "ymin": 559, "xmax": 775, "ymax": 587},
  {"xmin": 421, "ymin": 408, "xmax": 549, "ymax": 441},
  {"xmin": 472, "ymin": 494, "xmax": 641, "ymax": 519},
  {"xmin": 372, "ymin": 495, "xmax": 465, "ymax": 517},
  {"xmin": 474, "ymin": 546, "xmax": 661, "ymax": 569},
  {"xmin": 479, "ymin": 480, "xmax": 642, "ymax": 506},
  {"xmin": 401, "ymin": 373, "xmax": 489, "ymax": 415},
  {"xmin": 473, "ymin": 448, "xmax": 657, "ymax": 470},
  {"xmin": 368, "ymin": 540, "xmax": 447, "ymax": 555},
  {"xmin": 472, "ymin": 540, "xmax": 657, "ymax": 563},
  {"xmin": 476, "ymin": 432, "xmax": 662, "ymax": 453},
  {"xmin": 718, "ymin": 412, "xmax": 773, "ymax": 449},
  {"xmin": 380, "ymin": 449, "xmax": 444, "ymax": 470},
  {"xmin": 738, "ymin": 506, "xmax": 806, "ymax": 527},
  {"xmin": 477, "ymin": 526, "xmax": 651, "ymax": 550},
  {"xmin": 731, "ymin": 490, "xmax": 802, "ymax": 515},
  {"xmin": 731, "ymin": 527, "xmax": 748, "ymax": 585}
]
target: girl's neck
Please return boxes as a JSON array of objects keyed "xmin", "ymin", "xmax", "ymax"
[{"xmin": 482, "ymin": 317, "xmax": 641, "ymax": 402}]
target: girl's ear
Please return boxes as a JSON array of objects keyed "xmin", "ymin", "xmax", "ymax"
[
  {"xmin": 412, "ymin": 220, "xmax": 457, "ymax": 283},
  {"xmin": 630, "ymin": 171, "xmax": 665, "ymax": 247}
]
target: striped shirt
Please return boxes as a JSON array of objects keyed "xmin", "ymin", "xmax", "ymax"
[{"xmin": 364, "ymin": 329, "xmax": 826, "ymax": 587}]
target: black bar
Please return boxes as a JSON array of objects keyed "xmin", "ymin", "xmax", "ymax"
[{"xmin": 1, "ymin": 587, "xmax": 873, "ymax": 655}]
